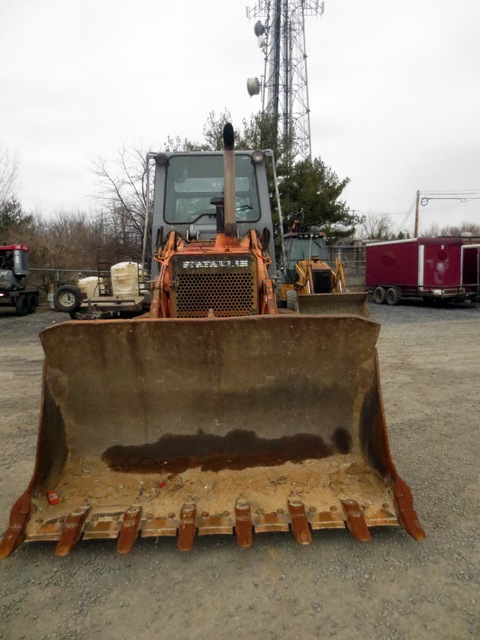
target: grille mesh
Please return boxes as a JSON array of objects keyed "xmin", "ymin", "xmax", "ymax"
[
  {"xmin": 171, "ymin": 255, "xmax": 258, "ymax": 317},
  {"xmin": 171, "ymin": 252, "xmax": 258, "ymax": 318}
]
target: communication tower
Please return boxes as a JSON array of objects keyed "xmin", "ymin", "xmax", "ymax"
[{"xmin": 247, "ymin": 0, "xmax": 324, "ymax": 162}]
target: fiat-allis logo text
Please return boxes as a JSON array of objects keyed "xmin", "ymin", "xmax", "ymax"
[{"xmin": 181, "ymin": 259, "xmax": 249, "ymax": 269}]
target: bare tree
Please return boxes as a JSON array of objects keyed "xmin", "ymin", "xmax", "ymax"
[
  {"xmin": 421, "ymin": 221, "xmax": 479, "ymax": 237},
  {"xmin": 0, "ymin": 145, "xmax": 19, "ymax": 205},
  {"xmin": 0, "ymin": 145, "xmax": 30, "ymax": 239},
  {"xmin": 202, "ymin": 109, "xmax": 235, "ymax": 151},
  {"xmin": 92, "ymin": 146, "xmax": 152, "ymax": 264},
  {"xmin": 357, "ymin": 213, "xmax": 396, "ymax": 241},
  {"xmin": 21, "ymin": 211, "xmax": 112, "ymax": 293},
  {"xmin": 163, "ymin": 135, "xmax": 206, "ymax": 152}
]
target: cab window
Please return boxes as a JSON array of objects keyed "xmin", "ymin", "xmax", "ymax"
[{"xmin": 164, "ymin": 155, "xmax": 261, "ymax": 223}]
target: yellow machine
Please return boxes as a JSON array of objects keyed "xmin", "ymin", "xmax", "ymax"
[{"xmin": 278, "ymin": 231, "xmax": 368, "ymax": 315}]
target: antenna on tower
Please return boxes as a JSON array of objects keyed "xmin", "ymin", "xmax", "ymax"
[{"xmin": 246, "ymin": 0, "xmax": 324, "ymax": 164}]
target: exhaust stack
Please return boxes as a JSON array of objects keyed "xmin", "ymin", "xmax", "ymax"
[{"xmin": 223, "ymin": 123, "xmax": 237, "ymax": 239}]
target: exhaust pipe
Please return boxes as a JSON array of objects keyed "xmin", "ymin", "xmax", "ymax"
[{"xmin": 223, "ymin": 123, "xmax": 237, "ymax": 239}]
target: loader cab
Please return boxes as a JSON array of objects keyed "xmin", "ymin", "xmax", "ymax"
[
  {"xmin": 151, "ymin": 151, "xmax": 276, "ymax": 276},
  {"xmin": 283, "ymin": 233, "xmax": 331, "ymax": 284}
]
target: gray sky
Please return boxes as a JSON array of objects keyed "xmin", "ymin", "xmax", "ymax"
[{"xmin": 1, "ymin": 0, "xmax": 479, "ymax": 234}]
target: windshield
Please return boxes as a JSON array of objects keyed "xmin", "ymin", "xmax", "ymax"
[
  {"xmin": 286, "ymin": 237, "xmax": 330, "ymax": 263},
  {"xmin": 164, "ymin": 155, "xmax": 261, "ymax": 223}
]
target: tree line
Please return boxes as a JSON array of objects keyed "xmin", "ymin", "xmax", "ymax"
[
  {"xmin": 2, "ymin": 114, "xmax": 478, "ymax": 294},
  {"xmin": 358, "ymin": 211, "xmax": 480, "ymax": 242}
]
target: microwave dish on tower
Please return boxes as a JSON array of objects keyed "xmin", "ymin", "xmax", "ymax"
[{"xmin": 246, "ymin": 0, "xmax": 324, "ymax": 163}]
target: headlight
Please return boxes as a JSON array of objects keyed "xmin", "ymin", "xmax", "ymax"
[{"xmin": 252, "ymin": 150, "xmax": 264, "ymax": 164}]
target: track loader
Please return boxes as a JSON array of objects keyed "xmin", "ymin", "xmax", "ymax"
[{"xmin": 0, "ymin": 125, "xmax": 424, "ymax": 558}]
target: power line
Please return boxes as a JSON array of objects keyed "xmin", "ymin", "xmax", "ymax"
[
  {"xmin": 420, "ymin": 191, "xmax": 480, "ymax": 206},
  {"xmin": 397, "ymin": 199, "xmax": 416, "ymax": 232}
]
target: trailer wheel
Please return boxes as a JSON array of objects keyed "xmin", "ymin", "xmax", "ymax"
[
  {"xmin": 27, "ymin": 293, "xmax": 38, "ymax": 314},
  {"xmin": 386, "ymin": 287, "xmax": 401, "ymax": 306},
  {"xmin": 373, "ymin": 286, "xmax": 386, "ymax": 304},
  {"xmin": 15, "ymin": 294, "xmax": 29, "ymax": 316},
  {"xmin": 54, "ymin": 285, "xmax": 82, "ymax": 313}
]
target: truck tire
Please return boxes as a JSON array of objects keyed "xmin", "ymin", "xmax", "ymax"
[
  {"xmin": 27, "ymin": 293, "xmax": 38, "ymax": 314},
  {"xmin": 286, "ymin": 289, "xmax": 299, "ymax": 312},
  {"xmin": 54, "ymin": 285, "xmax": 82, "ymax": 313},
  {"xmin": 386, "ymin": 287, "xmax": 401, "ymax": 306},
  {"xmin": 15, "ymin": 294, "xmax": 29, "ymax": 316},
  {"xmin": 373, "ymin": 286, "xmax": 386, "ymax": 304}
]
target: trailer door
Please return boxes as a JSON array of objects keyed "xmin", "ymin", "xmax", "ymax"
[
  {"xmin": 462, "ymin": 245, "xmax": 480, "ymax": 294},
  {"xmin": 422, "ymin": 242, "xmax": 462, "ymax": 288}
]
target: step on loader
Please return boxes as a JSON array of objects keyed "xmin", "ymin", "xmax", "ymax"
[{"xmin": 0, "ymin": 124, "xmax": 424, "ymax": 558}]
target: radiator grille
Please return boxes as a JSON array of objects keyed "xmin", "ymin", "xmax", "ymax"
[{"xmin": 171, "ymin": 255, "xmax": 258, "ymax": 317}]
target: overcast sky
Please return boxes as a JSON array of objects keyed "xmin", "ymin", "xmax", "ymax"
[{"xmin": 1, "ymin": 0, "xmax": 479, "ymax": 234}]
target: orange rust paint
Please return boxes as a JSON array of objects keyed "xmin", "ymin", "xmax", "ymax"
[
  {"xmin": 288, "ymin": 498, "xmax": 312, "ymax": 545},
  {"xmin": 341, "ymin": 499, "xmax": 371, "ymax": 542},
  {"xmin": 0, "ymin": 493, "xmax": 31, "ymax": 560},
  {"xmin": 177, "ymin": 503, "xmax": 197, "ymax": 551},
  {"xmin": 117, "ymin": 506, "xmax": 142, "ymax": 554},
  {"xmin": 235, "ymin": 501, "xmax": 253, "ymax": 548},
  {"xmin": 55, "ymin": 507, "xmax": 91, "ymax": 557},
  {"xmin": 393, "ymin": 476, "xmax": 427, "ymax": 541}
]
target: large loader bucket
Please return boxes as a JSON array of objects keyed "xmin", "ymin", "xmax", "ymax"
[
  {"xmin": 298, "ymin": 292, "xmax": 370, "ymax": 317},
  {"xmin": 1, "ymin": 314, "xmax": 424, "ymax": 558}
]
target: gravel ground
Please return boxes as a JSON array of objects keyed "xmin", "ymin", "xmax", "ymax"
[{"xmin": 0, "ymin": 301, "xmax": 479, "ymax": 640}]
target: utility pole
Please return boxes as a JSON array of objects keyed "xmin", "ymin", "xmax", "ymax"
[
  {"xmin": 246, "ymin": 0, "xmax": 324, "ymax": 164},
  {"xmin": 414, "ymin": 190, "xmax": 420, "ymax": 237}
]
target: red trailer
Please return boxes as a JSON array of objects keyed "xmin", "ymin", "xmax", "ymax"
[{"xmin": 365, "ymin": 237, "xmax": 479, "ymax": 305}]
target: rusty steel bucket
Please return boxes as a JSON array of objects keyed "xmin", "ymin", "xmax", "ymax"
[
  {"xmin": 0, "ymin": 314, "xmax": 424, "ymax": 558},
  {"xmin": 297, "ymin": 292, "xmax": 370, "ymax": 317}
]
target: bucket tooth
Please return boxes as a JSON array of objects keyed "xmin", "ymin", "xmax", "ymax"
[
  {"xmin": 177, "ymin": 502, "xmax": 197, "ymax": 551},
  {"xmin": 288, "ymin": 498, "xmax": 312, "ymax": 545},
  {"xmin": 235, "ymin": 500, "xmax": 253, "ymax": 548},
  {"xmin": 341, "ymin": 500, "xmax": 371, "ymax": 542},
  {"xmin": 394, "ymin": 477, "xmax": 427, "ymax": 541},
  {"xmin": 117, "ymin": 506, "xmax": 142, "ymax": 554},
  {"xmin": 55, "ymin": 506, "xmax": 91, "ymax": 557},
  {"xmin": 0, "ymin": 494, "xmax": 31, "ymax": 560}
]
